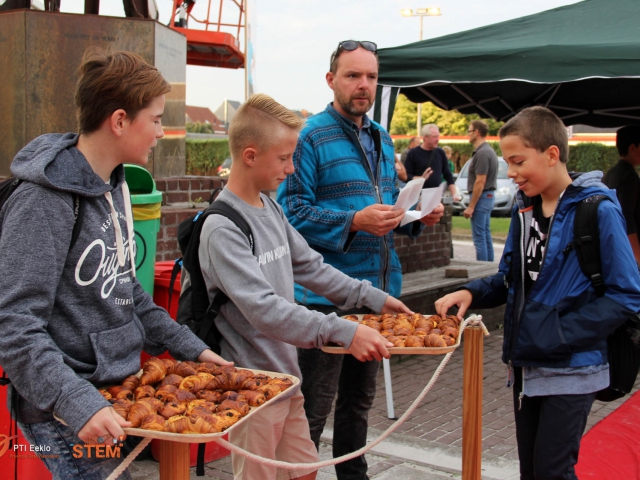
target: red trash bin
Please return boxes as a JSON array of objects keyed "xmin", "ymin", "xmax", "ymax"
[
  {"xmin": 148, "ymin": 262, "xmax": 231, "ymax": 466},
  {"xmin": 0, "ymin": 367, "xmax": 52, "ymax": 479}
]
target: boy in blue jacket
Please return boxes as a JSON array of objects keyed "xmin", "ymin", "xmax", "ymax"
[{"xmin": 435, "ymin": 106, "xmax": 640, "ymax": 480}]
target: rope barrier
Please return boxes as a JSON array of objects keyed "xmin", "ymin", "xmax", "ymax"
[{"xmin": 111, "ymin": 314, "xmax": 488, "ymax": 476}]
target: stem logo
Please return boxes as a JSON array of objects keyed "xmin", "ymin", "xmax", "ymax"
[
  {"xmin": 0, "ymin": 435, "xmax": 20, "ymax": 458},
  {"xmin": 71, "ymin": 442, "xmax": 123, "ymax": 459}
]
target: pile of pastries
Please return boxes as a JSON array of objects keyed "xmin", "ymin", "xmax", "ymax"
[
  {"xmin": 344, "ymin": 313, "xmax": 461, "ymax": 348},
  {"xmin": 99, "ymin": 358, "xmax": 293, "ymax": 434}
]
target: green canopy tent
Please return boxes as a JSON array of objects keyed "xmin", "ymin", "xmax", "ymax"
[{"xmin": 373, "ymin": 0, "xmax": 640, "ymax": 129}]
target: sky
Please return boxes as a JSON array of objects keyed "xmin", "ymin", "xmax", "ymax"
[{"xmin": 58, "ymin": 0, "xmax": 583, "ymax": 115}]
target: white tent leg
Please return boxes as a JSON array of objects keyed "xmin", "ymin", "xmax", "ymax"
[{"xmin": 383, "ymin": 358, "xmax": 396, "ymax": 419}]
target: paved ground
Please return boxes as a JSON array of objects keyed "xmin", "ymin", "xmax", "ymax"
[{"xmin": 128, "ymin": 241, "xmax": 639, "ymax": 479}]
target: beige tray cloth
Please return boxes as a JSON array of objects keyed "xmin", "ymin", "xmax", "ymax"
[
  {"xmin": 56, "ymin": 367, "xmax": 299, "ymax": 444},
  {"xmin": 321, "ymin": 314, "xmax": 462, "ymax": 355}
]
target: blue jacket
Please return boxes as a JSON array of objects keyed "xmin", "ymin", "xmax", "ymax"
[
  {"xmin": 277, "ymin": 105, "xmax": 421, "ymax": 306},
  {"xmin": 465, "ymin": 171, "xmax": 640, "ymax": 369}
]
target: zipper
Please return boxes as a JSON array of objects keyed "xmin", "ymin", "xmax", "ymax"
[
  {"xmin": 355, "ymin": 133, "xmax": 388, "ymax": 293},
  {"xmin": 505, "ymin": 361, "xmax": 514, "ymax": 388},
  {"xmin": 518, "ymin": 372, "xmax": 525, "ymax": 411}
]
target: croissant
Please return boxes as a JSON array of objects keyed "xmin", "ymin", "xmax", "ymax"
[
  {"xmin": 160, "ymin": 401, "xmax": 187, "ymax": 419},
  {"xmin": 405, "ymin": 335, "xmax": 425, "ymax": 347},
  {"xmin": 414, "ymin": 327, "xmax": 430, "ymax": 337},
  {"xmin": 393, "ymin": 326, "xmax": 413, "ymax": 337},
  {"xmin": 343, "ymin": 315, "xmax": 359, "ymax": 322},
  {"xmin": 175, "ymin": 390, "xmax": 197, "ymax": 403},
  {"xmin": 441, "ymin": 327, "xmax": 459, "ymax": 339},
  {"xmin": 227, "ymin": 372, "xmax": 253, "ymax": 391},
  {"xmin": 134, "ymin": 385, "xmax": 156, "ymax": 400},
  {"xmin": 196, "ymin": 362, "xmax": 221, "ymax": 375},
  {"xmin": 196, "ymin": 390, "xmax": 222, "ymax": 403},
  {"xmin": 140, "ymin": 414, "xmax": 166, "ymax": 431},
  {"xmin": 161, "ymin": 358, "xmax": 178, "ymax": 370},
  {"xmin": 362, "ymin": 320, "xmax": 382, "ymax": 332},
  {"xmin": 111, "ymin": 399, "xmax": 133, "ymax": 419},
  {"xmin": 269, "ymin": 378, "xmax": 293, "ymax": 390},
  {"xmin": 166, "ymin": 415, "xmax": 216, "ymax": 434},
  {"xmin": 140, "ymin": 358, "xmax": 167, "ymax": 386},
  {"xmin": 241, "ymin": 379, "xmax": 266, "ymax": 391},
  {"xmin": 167, "ymin": 362, "xmax": 197, "ymax": 378},
  {"xmin": 239, "ymin": 390, "xmax": 266, "ymax": 407},
  {"xmin": 155, "ymin": 385, "xmax": 178, "ymax": 402},
  {"xmin": 220, "ymin": 391, "xmax": 247, "ymax": 402},
  {"xmin": 386, "ymin": 335, "xmax": 405, "ymax": 347},
  {"xmin": 415, "ymin": 318, "xmax": 434, "ymax": 331},
  {"xmin": 255, "ymin": 385, "xmax": 281, "ymax": 400},
  {"xmin": 381, "ymin": 317, "xmax": 396, "ymax": 330},
  {"xmin": 128, "ymin": 398, "xmax": 162, "ymax": 427},
  {"xmin": 192, "ymin": 411, "xmax": 240, "ymax": 433},
  {"xmin": 219, "ymin": 365, "xmax": 238, "ymax": 375},
  {"xmin": 438, "ymin": 320, "xmax": 457, "ymax": 330},
  {"xmin": 106, "ymin": 386, "xmax": 134, "ymax": 402},
  {"xmin": 186, "ymin": 400, "xmax": 217, "ymax": 415},
  {"xmin": 179, "ymin": 375, "xmax": 210, "ymax": 393},
  {"xmin": 431, "ymin": 328, "xmax": 442, "ymax": 335},
  {"xmin": 121, "ymin": 375, "xmax": 140, "ymax": 391},
  {"xmin": 159, "ymin": 374, "xmax": 184, "ymax": 388},
  {"xmin": 205, "ymin": 374, "xmax": 230, "ymax": 391},
  {"xmin": 362, "ymin": 314, "xmax": 381, "ymax": 321},
  {"xmin": 216, "ymin": 400, "xmax": 250, "ymax": 416},
  {"xmin": 183, "ymin": 360, "xmax": 199, "ymax": 369},
  {"xmin": 98, "ymin": 389, "xmax": 112, "ymax": 401},
  {"xmin": 443, "ymin": 335, "xmax": 456, "ymax": 346},
  {"xmin": 426, "ymin": 334, "xmax": 447, "ymax": 348},
  {"xmin": 380, "ymin": 329, "xmax": 396, "ymax": 338},
  {"xmin": 426, "ymin": 315, "xmax": 441, "ymax": 327},
  {"xmin": 447, "ymin": 315, "xmax": 461, "ymax": 326}
]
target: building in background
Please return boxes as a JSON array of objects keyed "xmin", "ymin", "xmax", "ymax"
[{"xmin": 185, "ymin": 106, "xmax": 227, "ymax": 134}]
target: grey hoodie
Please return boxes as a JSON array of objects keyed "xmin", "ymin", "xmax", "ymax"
[
  {"xmin": 0, "ymin": 133, "xmax": 208, "ymax": 434},
  {"xmin": 198, "ymin": 189, "xmax": 389, "ymax": 382}
]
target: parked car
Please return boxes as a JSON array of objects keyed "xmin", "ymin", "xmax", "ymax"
[
  {"xmin": 452, "ymin": 157, "xmax": 516, "ymax": 216},
  {"xmin": 217, "ymin": 157, "xmax": 232, "ymax": 178}
]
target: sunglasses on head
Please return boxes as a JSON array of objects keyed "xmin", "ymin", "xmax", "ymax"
[{"xmin": 330, "ymin": 40, "xmax": 378, "ymax": 67}]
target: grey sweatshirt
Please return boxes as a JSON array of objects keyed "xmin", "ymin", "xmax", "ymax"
[
  {"xmin": 199, "ymin": 189, "xmax": 388, "ymax": 380},
  {"xmin": 0, "ymin": 133, "xmax": 209, "ymax": 434}
]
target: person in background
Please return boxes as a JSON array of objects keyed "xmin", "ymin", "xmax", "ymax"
[
  {"xmin": 405, "ymin": 124, "xmax": 457, "ymax": 197},
  {"xmin": 395, "ymin": 153, "xmax": 408, "ymax": 186},
  {"xmin": 277, "ymin": 40, "xmax": 444, "ymax": 480},
  {"xmin": 464, "ymin": 119, "xmax": 499, "ymax": 261},
  {"xmin": 443, "ymin": 145, "xmax": 455, "ymax": 175},
  {"xmin": 602, "ymin": 125, "xmax": 640, "ymax": 265},
  {"xmin": 400, "ymin": 136, "xmax": 421, "ymax": 164}
]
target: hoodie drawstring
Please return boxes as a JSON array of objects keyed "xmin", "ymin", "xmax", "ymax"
[{"xmin": 104, "ymin": 184, "xmax": 136, "ymax": 276}]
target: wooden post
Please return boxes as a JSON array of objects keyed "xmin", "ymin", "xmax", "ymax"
[
  {"xmin": 158, "ymin": 440, "xmax": 191, "ymax": 480},
  {"xmin": 462, "ymin": 326, "xmax": 483, "ymax": 480}
]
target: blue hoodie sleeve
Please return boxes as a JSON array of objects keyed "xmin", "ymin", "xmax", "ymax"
[
  {"xmin": 277, "ymin": 134, "xmax": 357, "ymax": 253},
  {"xmin": 555, "ymin": 200, "xmax": 640, "ymax": 348}
]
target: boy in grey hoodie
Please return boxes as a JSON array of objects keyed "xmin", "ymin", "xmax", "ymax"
[
  {"xmin": 199, "ymin": 94, "xmax": 411, "ymax": 480},
  {"xmin": 0, "ymin": 49, "xmax": 230, "ymax": 480}
]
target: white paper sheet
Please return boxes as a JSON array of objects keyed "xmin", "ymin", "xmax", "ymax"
[
  {"xmin": 392, "ymin": 178, "xmax": 425, "ymax": 212},
  {"xmin": 399, "ymin": 183, "xmax": 446, "ymax": 226}
]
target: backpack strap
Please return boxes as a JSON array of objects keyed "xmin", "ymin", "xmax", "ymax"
[
  {"xmin": 167, "ymin": 258, "xmax": 182, "ymax": 313},
  {"xmin": 195, "ymin": 200, "xmax": 254, "ymax": 345},
  {"xmin": 564, "ymin": 194, "xmax": 607, "ymax": 297}
]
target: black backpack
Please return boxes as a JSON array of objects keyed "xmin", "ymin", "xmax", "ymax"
[
  {"xmin": 168, "ymin": 188, "xmax": 254, "ymax": 356},
  {"xmin": 564, "ymin": 194, "xmax": 640, "ymax": 402}
]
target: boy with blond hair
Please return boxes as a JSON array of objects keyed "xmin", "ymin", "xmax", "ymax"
[
  {"xmin": 435, "ymin": 106, "xmax": 640, "ymax": 479},
  {"xmin": 198, "ymin": 93, "xmax": 410, "ymax": 480}
]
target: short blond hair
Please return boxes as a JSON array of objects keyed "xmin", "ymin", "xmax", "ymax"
[
  {"xmin": 228, "ymin": 93, "xmax": 304, "ymax": 160},
  {"xmin": 442, "ymin": 145, "xmax": 452, "ymax": 155}
]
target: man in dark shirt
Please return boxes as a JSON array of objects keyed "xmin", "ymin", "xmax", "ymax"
[
  {"xmin": 464, "ymin": 120, "xmax": 499, "ymax": 261},
  {"xmin": 404, "ymin": 124, "xmax": 456, "ymax": 196},
  {"xmin": 603, "ymin": 125, "xmax": 640, "ymax": 264}
]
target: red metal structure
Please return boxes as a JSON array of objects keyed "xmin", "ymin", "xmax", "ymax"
[{"xmin": 170, "ymin": 0, "xmax": 245, "ymax": 69}]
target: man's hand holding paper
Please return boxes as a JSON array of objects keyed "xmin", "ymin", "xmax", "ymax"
[{"xmin": 392, "ymin": 178, "xmax": 446, "ymax": 227}]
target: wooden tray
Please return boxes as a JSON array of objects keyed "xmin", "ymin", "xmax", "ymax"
[
  {"xmin": 58, "ymin": 367, "xmax": 299, "ymax": 443},
  {"xmin": 321, "ymin": 314, "xmax": 462, "ymax": 356}
]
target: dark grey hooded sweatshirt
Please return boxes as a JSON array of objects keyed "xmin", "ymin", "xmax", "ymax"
[{"xmin": 0, "ymin": 133, "xmax": 208, "ymax": 434}]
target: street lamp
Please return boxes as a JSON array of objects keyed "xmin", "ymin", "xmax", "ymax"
[{"xmin": 401, "ymin": 7, "xmax": 442, "ymax": 136}]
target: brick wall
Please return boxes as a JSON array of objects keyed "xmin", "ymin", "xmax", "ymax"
[
  {"xmin": 154, "ymin": 176, "xmax": 453, "ymax": 275},
  {"xmin": 393, "ymin": 205, "xmax": 452, "ymax": 274}
]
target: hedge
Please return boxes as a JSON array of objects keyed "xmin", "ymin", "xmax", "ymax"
[
  {"xmin": 187, "ymin": 138, "xmax": 620, "ymax": 176},
  {"xmin": 394, "ymin": 139, "xmax": 619, "ymax": 174},
  {"xmin": 185, "ymin": 139, "xmax": 230, "ymax": 176}
]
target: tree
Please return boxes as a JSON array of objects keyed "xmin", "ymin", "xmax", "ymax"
[
  {"xmin": 186, "ymin": 122, "xmax": 215, "ymax": 134},
  {"xmin": 389, "ymin": 94, "xmax": 503, "ymax": 136}
]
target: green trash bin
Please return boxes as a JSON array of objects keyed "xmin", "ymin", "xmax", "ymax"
[{"xmin": 124, "ymin": 164, "xmax": 163, "ymax": 295}]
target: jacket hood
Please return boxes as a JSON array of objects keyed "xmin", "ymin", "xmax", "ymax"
[
  {"xmin": 516, "ymin": 170, "xmax": 614, "ymax": 210},
  {"xmin": 11, "ymin": 133, "xmax": 124, "ymax": 198}
]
